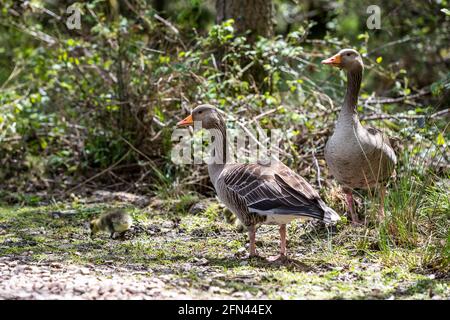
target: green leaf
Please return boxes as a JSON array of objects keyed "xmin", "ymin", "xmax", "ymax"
[
  {"xmin": 159, "ymin": 56, "xmax": 171, "ymax": 64},
  {"xmin": 66, "ymin": 38, "xmax": 76, "ymax": 47},
  {"xmin": 437, "ymin": 133, "xmax": 445, "ymax": 146},
  {"xmin": 357, "ymin": 32, "xmax": 369, "ymax": 40},
  {"xmin": 40, "ymin": 139, "xmax": 48, "ymax": 150}
]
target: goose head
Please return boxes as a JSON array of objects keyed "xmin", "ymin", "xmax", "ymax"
[
  {"xmin": 177, "ymin": 104, "xmax": 224, "ymax": 129},
  {"xmin": 321, "ymin": 48, "xmax": 364, "ymax": 72}
]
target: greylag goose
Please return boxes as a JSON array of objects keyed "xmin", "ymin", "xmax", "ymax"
[
  {"xmin": 321, "ymin": 49, "xmax": 397, "ymax": 224},
  {"xmin": 177, "ymin": 104, "xmax": 340, "ymax": 260}
]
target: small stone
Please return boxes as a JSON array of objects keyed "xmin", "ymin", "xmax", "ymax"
[
  {"xmin": 182, "ymin": 263, "xmax": 193, "ymax": 271},
  {"xmin": 79, "ymin": 268, "xmax": 90, "ymax": 275},
  {"xmin": 193, "ymin": 257, "xmax": 209, "ymax": 266},
  {"xmin": 208, "ymin": 286, "xmax": 222, "ymax": 294},
  {"xmin": 126, "ymin": 286, "xmax": 145, "ymax": 294},
  {"xmin": 237, "ymin": 247, "xmax": 246, "ymax": 253},
  {"xmin": 232, "ymin": 292, "xmax": 245, "ymax": 298},
  {"xmin": 73, "ymin": 287, "xmax": 86, "ymax": 294},
  {"xmin": 189, "ymin": 202, "xmax": 209, "ymax": 215},
  {"xmin": 24, "ymin": 266, "xmax": 38, "ymax": 272},
  {"xmin": 50, "ymin": 262, "xmax": 63, "ymax": 269},
  {"xmin": 32, "ymin": 283, "xmax": 44, "ymax": 291},
  {"xmin": 52, "ymin": 213, "xmax": 61, "ymax": 219},
  {"xmin": 161, "ymin": 221, "xmax": 172, "ymax": 229}
]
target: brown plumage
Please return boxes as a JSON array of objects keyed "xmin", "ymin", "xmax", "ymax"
[{"xmin": 177, "ymin": 104, "xmax": 340, "ymax": 260}]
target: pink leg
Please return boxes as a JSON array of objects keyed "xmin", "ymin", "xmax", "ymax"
[
  {"xmin": 268, "ymin": 224, "xmax": 288, "ymax": 263},
  {"xmin": 279, "ymin": 224, "xmax": 287, "ymax": 256},
  {"xmin": 345, "ymin": 191, "xmax": 361, "ymax": 225},
  {"xmin": 248, "ymin": 225, "xmax": 257, "ymax": 257}
]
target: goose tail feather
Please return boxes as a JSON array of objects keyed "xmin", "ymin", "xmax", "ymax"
[{"xmin": 323, "ymin": 205, "xmax": 341, "ymax": 224}]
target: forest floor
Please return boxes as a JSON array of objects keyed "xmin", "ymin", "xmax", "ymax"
[{"xmin": 0, "ymin": 192, "xmax": 448, "ymax": 300}]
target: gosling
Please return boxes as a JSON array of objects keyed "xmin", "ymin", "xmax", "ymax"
[{"xmin": 90, "ymin": 210, "xmax": 132, "ymax": 239}]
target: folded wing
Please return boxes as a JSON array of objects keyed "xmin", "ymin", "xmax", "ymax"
[{"xmin": 223, "ymin": 162, "xmax": 327, "ymax": 220}]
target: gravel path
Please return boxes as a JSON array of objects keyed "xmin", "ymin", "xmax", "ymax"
[{"xmin": 0, "ymin": 256, "xmax": 213, "ymax": 300}]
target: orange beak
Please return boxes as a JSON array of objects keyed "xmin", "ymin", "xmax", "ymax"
[
  {"xmin": 321, "ymin": 53, "xmax": 341, "ymax": 66},
  {"xmin": 177, "ymin": 114, "xmax": 193, "ymax": 127}
]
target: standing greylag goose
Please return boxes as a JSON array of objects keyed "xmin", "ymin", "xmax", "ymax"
[
  {"xmin": 321, "ymin": 49, "xmax": 397, "ymax": 224},
  {"xmin": 177, "ymin": 104, "xmax": 340, "ymax": 260}
]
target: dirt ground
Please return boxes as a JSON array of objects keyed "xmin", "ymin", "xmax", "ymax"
[
  {"xmin": 0, "ymin": 256, "xmax": 230, "ymax": 299},
  {"xmin": 0, "ymin": 195, "xmax": 448, "ymax": 300}
]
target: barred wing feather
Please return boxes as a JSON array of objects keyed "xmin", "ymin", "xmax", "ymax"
[{"xmin": 223, "ymin": 163, "xmax": 326, "ymax": 220}]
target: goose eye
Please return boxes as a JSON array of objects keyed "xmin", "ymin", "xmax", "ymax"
[{"xmin": 198, "ymin": 111, "xmax": 203, "ymax": 114}]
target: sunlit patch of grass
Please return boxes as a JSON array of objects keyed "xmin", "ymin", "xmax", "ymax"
[
  {"xmin": 343, "ymin": 142, "xmax": 450, "ymax": 275},
  {"xmin": 0, "ymin": 192, "xmax": 43, "ymax": 206},
  {"xmin": 203, "ymin": 202, "xmax": 221, "ymax": 221},
  {"xmin": 403, "ymin": 278, "xmax": 448, "ymax": 299},
  {"xmin": 0, "ymin": 198, "xmax": 448, "ymax": 299},
  {"xmin": 148, "ymin": 191, "xmax": 202, "ymax": 217}
]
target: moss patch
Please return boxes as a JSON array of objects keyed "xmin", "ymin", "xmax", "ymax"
[{"xmin": 0, "ymin": 202, "xmax": 448, "ymax": 299}]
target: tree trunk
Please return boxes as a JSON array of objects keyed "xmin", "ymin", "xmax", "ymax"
[
  {"xmin": 216, "ymin": 0, "xmax": 274, "ymax": 43},
  {"xmin": 215, "ymin": 0, "xmax": 274, "ymax": 89}
]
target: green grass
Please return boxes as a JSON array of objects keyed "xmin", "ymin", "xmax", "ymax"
[
  {"xmin": 0, "ymin": 190, "xmax": 448, "ymax": 299},
  {"xmin": 0, "ymin": 144, "xmax": 448, "ymax": 299},
  {"xmin": 318, "ymin": 145, "xmax": 450, "ymax": 276}
]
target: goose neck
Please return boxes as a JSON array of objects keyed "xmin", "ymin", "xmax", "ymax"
[
  {"xmin": 207, "ymin": 122, "xmax": 229, "ymax": 184},
  {"xmin": 339, "ymin": 66, "xmax": 362, "ymax": 120}
]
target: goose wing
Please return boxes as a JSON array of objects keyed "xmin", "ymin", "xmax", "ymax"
[
  {"xmin": 222, "ymin": 162, "xmax": 328, "ymax": 220},
  {"xmin": 366, "ymin": 126, "xmax": 397, "ymax": 165}
]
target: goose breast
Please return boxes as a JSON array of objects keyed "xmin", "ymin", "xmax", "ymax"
[{"xmin": 325, "ymin": 125, "xmax": 397, "ymax": 189}]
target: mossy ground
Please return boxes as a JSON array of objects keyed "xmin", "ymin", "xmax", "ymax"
[{"xmin": 0, "ymin": 197, "xmax": 448, "ymax": 300}]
